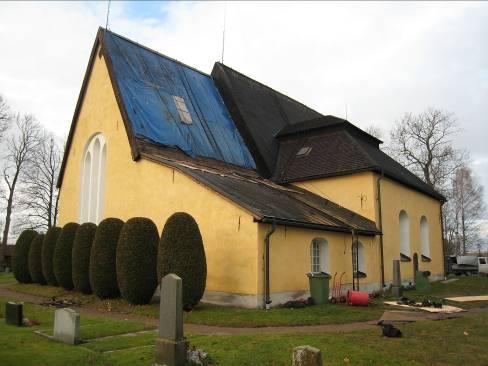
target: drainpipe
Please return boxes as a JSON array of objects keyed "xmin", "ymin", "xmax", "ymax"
[
  {"xmin": 264, "ymin": 220, "xmax": 276, "ymax": 310},
  {"xmin": 377, "ymin": 171, "xmax": 385, "ymax": 288}
]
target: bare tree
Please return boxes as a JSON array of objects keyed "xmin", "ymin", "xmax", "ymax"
[
  {"xmin": 0, "ymin": 114, "xmax": 42, "ymax": 269},
  {"xmin": 17, "ymin": 135, "xmax": 63, "ymax": 231},
  {"xmin": 365, "ymin": 125, "xmax": 383, "ymax": 140},
  {"xmin": 448, "ymin": 165, "xmax": 486, "ymax": 254},
  {"xmin": 0, "ymin": 94, "xmax": 11, "ymax": 140},
  {"xmin": 389, "ymin": 108, "xmax": 464, "ymax": 190}
]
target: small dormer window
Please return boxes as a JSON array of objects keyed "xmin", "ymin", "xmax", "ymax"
[
  {"xmin": 173, "ymin": 95, "xmax": 192, "ymax": 124},
  {"xmin": 297, "ymin": 146, "xmax": 312, "ymax": 157}
]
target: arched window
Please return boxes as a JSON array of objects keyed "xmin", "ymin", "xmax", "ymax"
[
  {"xmin": 352, "ymin": 241, "xmax": 366, "ymax": 276},
  {"xmin": 420, "ymin": 216, "xmax": 430, "ymax": 258},
  {"xmin": 399, "ymin": 210, "xmax": 410, "ymax": 257},
  {"xmin": 80, "ymin": 133, "xmax": 106, "ymax": 224},
  {"xmin": 310, "ymin": 238, "xmax": 329, "ymax": 274}
]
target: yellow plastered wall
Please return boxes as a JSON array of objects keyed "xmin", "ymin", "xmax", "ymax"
[
  {"xmin": 380, "ymin": 177, "xmax": 444, "ymax": 282},
  {"xmin": 257, "ymin": 224, "xmax": 382, "ymax": 296},
  {"xmin": 58, "ymin": 48, "xmax": 259, "ymax": 295},
  {"xmin": 294, "ymin": 172, "xmax": 377, "ymax": 221}
]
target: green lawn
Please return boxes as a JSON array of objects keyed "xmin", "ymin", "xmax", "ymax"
[
  {"xmin": 1, "ymin": 296, "xmax": 487, "ymax": 366},
  {"xmin": 6, "ymin": 276, "xmax": 488, "ymax": 328},
  {"xmin": 0, "ymin": 272, "xmax": 15, "ymax": 284},
  {"xmin": 403, "ymin": 276, "xmax": 488, "ymax": 309}
]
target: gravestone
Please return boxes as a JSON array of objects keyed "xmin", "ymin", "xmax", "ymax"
[
  {"xmin": 391, "ymin": 260, "xmax": 403, "ymax": 298},
  {"xmin": 53, "ymin": 308, "xmax": 80, "ymax": 345},
  {"xmin": 415, "ymin": 271, "xmax": 431, "ymax": 293},
  {"xmin": 155, "ymin": 274, "xmax": 188, "ymax": 366},
  {"xmin": 5, "ymin": 302, "xmax": 23, "ymax": 326},
  {"xmin": 292, "ymin": 345, "xmax": 323, "ymax": 366}
]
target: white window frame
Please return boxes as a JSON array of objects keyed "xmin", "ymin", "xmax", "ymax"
[
  {"xmin": 399, "ymin": 210, "xmax": 410, "ymax": 257},
  {"xmin": 79, "ymin": 133, "xmax": 106, "ymax": 224},
  {"xmin": 310, "ymin": 238, "xmax": 329, "ymax": 274},
  {"xmin": 420, "ymin": 216, "xmax": 430, "ymax": 258},
  {"xmin": 352, "ymin": 240, "xmax": 366, "ymax": 274}
]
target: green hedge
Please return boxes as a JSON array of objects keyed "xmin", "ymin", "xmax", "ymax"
[
  {"xmin": 53, "ymin": 222, "xmax": 79, "ymax": 290},
  {"xmin": 42, "ymin": 227, "xmax": 62, "ymax": 286},
  {"xmin": 90, "ymin": 218, "xmax": 124, "ymax": 299},
  {"xmin": 116, "ymin": 217, "xmax": 158, "ymax": 305},
  {"xmin": 12, "ymin": 230, "xmax": 38, "ymax": 283},
  {"xmin": 28, "ymin": 233, "xmax": 46, "ymax": 285},
  {"xmin": 72, "ymin": 223, "xmax": 97, "ymax": 294},
  {"xmin": 158, "ymin": 212, "xmax": 207, "ymax": 307}
]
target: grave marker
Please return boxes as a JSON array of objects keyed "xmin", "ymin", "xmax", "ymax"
[
  {"xmin": 292, "ymin": 345, "xmax": 323, "ymax": 366},
  {"xmin": 155, "ymin": 274, "xmax": 188, "ymax": 366},
  {"xmin": 5, "ymin": 302, "xmax": 23, "ymax": 326},
  {"xmin": 391, "ymin": 259, "xmax": 403, "ymax": 298},
  {"xmin": 53, "ymin": 308, "xmax": 80, "ymax": 345}
]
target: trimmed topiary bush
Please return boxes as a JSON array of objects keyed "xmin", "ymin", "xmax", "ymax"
[
  {"xmin": 90, "ymin": 218, "xmax": 124, "ymax": 299},
  {"xmin": 72, "ymin": 223, "xmax": 97, "ymax": 294},
  {"xmin": 53, "ymin": 222, "xmax": 79, "ymax": 290},
  {"xmin": 42, "ymin": 227, "xmax": 62, "ymax": 286},
  {"xmin": 12, "ymin": 230, "xmax": 38, "ymax": 283},
  {"xmin": 116, "ymin": 217, "xmax": 158, "ymax": 305},
  {"xmin": 28, "ymin": 233, "xmax": 46, "ymax": 284},
  {"xmin": 158, "ymin": 212, "xmax": 207, "ymax": 307}
]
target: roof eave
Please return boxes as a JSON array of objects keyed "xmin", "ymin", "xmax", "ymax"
[{"xmin": 259, "ymin": 216, "xmax": 380, "ymax": 236}]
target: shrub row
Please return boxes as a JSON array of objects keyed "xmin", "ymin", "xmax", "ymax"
[{"xmin": 14, "ymin": 212, "xmax": 207, "ymax": 306}]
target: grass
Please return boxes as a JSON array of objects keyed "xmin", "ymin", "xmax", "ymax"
[
  {"xmin": 5, "ymin": 276, "xmax": 488, "ymax": 327},
  {"xmin": 7, "ymin": 282, "xmax": 386, "ymax": 327},
  {"xmin": 0, "ymin": 272, "xmax": 15, "ymax": 284},
  {"xmin": 1, "ymin": 294, "xmax": 487, "ymax": 365},
  {"xmin": 403, "ymin": 276, "xmax": 488, "ymax": 309}
]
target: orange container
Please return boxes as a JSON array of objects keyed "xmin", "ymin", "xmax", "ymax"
[{"xmin": 346, "ymin": 290, "xmax": 369, "ymax": 306}]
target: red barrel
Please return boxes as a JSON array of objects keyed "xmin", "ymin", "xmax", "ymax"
[{"xmin": 346, "ymin": 290, "xmax": 369, "ymax": 306}]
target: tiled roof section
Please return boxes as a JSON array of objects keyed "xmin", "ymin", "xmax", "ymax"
[
  {"xmin": 277, "ymin": 115, "xmax": 348, "ymax": 137},
  {"xmin": 211, "ymin": 63, "xmax": 322, "ymax": 177},
  {"xmin": 272, "ymin": 126, "xmax": 444, "ymax": 201},
  {"xmin": 274, "ymin": 130, "xmax": 376, "ymax": 181},
  {"xmin": 138, "ymin": 139, "xmax": 379, "ymax": 235}
]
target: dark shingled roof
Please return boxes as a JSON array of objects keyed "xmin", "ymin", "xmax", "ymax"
[
  {"xmin": 138, "ymin": 140, "xmax": 379, "ymax": 235},
  {"xmin": 213, "ymin": 65, "xmax": 444, "ymax": 201},
  {"xmin": 211, "ymin": 63, "xmax": 322, "ymax": 177},
  {"xmin": 272, "ymin": 124, "xmax": 444, "ymax": 200}
]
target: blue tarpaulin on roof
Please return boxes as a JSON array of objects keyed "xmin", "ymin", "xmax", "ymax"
[{"xmin": 102, "ymin": 31, "xmax": 255, "ymax": 169}]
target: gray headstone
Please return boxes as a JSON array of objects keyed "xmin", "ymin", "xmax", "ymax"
[
  {"xmin": 53, "ymin": 308, "xmax": 80, "ymax": 345},
  {"xmin": 155, "ymin": 274, "xmax": 188, "ymax": 366},
  {"xmin": 5, "ymin": 302, "xmax": 23, "ymax": 326},
  {"xmin": 292, "ymin": 345, "xmax": 323, "ymax": 366},
  {"xmin": 392, "ymin": 260, "xmax": 401, "ymax": 287},
  {"xmin": 159, "ymin": 273, "xmax": 183, "ymax": 341},
  {"xmin": 391, "ymin": 259, "xmax": 403, "ymax": 298}
]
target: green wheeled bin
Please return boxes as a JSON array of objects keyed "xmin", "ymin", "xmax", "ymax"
[{"xmin": 307, "ymin": 272, "xmax": 331, "ymax": 305}]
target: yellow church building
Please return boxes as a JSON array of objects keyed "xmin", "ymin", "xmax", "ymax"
[{"xmin": 57, "ymin": 28, "xmax": 445, "ymax": 308}]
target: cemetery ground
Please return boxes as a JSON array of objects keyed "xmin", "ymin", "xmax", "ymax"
[{"xmin": 1, "ymin": 273, "xmax": 488, "ymax": 365}]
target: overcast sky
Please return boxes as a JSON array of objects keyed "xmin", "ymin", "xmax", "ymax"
[{"xmin": 0, "ymin": 1, "xmax": 487, "ymax": 212}]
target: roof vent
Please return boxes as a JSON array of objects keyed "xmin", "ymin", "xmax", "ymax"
[
  {"xmin": 296, "ymin": 146, "xmax": 312, "ymax": 157},
  {"xmin": 173, "ymin": 96, "xmax": 192, "ymax": 124}
]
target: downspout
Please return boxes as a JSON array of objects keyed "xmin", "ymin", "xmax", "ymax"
[
  {"xmin": 377, "ymin": 171, "xmax": 385, "ymax": 288},
  {"xmin": 264, "ymin": 219, "xmax": 276, "ymax": 310}
]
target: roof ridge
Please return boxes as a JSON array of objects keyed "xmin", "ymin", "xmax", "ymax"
[
  {"xmin": 343, "ymin": 130, "xmax": 379, "ymax": 168},
  {"xmin": 102, "ymin": 27, "xmax": 211, "ymax": 79},
  {"xmin": 214, "ymin": 62, "xmax": 323, "ymax": 117}
]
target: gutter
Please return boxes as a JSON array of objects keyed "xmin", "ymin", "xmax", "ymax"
[
  {"xmin": 264, "ymin": 220, "xmax": 276, "ymax": 310},
  {"xmin": 259, "ymin": 217, "xmax": 379, "ymax": 237},
  {"xmin": 377, "ymin": 171, "xmax": 386, "ymax": 287}
]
